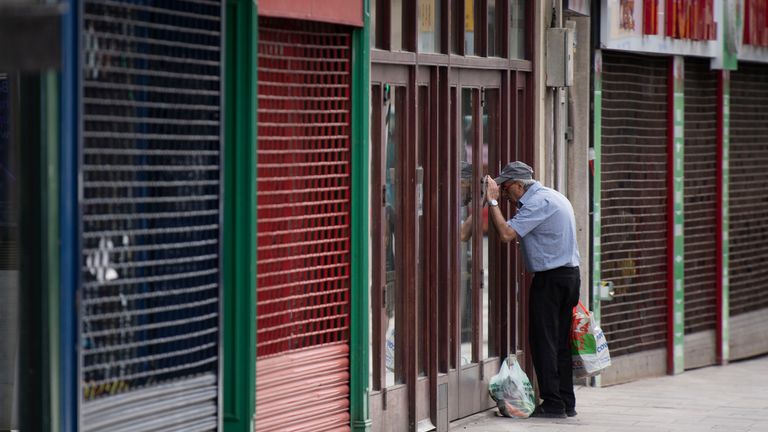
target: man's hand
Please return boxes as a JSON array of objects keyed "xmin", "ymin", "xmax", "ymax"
[{"xmin": 486, "ymin": 176, "xmax": 500, "ymax": 201}]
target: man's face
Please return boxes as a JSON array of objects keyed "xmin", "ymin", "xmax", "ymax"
[
  {"xmin": 501, "ymin": 180, "xmax": 523, "ymax": 202},
  {"xmin": 460, "ymin": 179, "xmax": 472, "ymax": 206}
]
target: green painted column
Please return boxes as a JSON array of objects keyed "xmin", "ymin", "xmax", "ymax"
[
  {"xmin": 717, "ymin": 70, "xmax": 730, "ymax": 365},
  {"xmin": 223, "ymin": 1, "xmax": 258, "ymax": 431},
  {"xmin": 591, "ymin": 50, "xmax": 602, "ymax": 323},
  {"xmin": 350, "ymin": 0, "xmax": 372, "ymax": 430},
  {"xmin": 591, "ymin": 50, "xmax": 603, "ymax": 388},
  {"xmin": 668, "ymin": 56, "xmax": 685, "ymax": 375}
]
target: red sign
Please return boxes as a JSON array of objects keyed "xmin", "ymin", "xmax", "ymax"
[
  {"xmin": 744, "ymin": 0, "xmax": 768, "ymax": 46},
  {"xmin": 666, "ymin": 0, "xmax": 717, "ymax": 40},
  {"xmin": 644, "ymin": 0, "xmax": 659, "ymax": 35}
]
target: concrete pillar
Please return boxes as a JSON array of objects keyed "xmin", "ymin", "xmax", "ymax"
[{"xmin": 567, "ymin": 15, "xmax": 592, "ymax": 304}]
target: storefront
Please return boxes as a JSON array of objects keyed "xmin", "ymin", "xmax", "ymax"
[
  {"xmin": 368, "ymin": 1, "xmax": 534, "ymax": 430},
  {"xmin": 594, "ymin": 0, "xmax": 722, "ymax": 384}
]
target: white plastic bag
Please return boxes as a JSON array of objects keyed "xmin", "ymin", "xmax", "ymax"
[
  {"xmin": 385, "ymin": 324, "xmax": 395, "ymax": 372},
  {"xmin": 571, "ymin": 301, "xmax": 612, "ymax": 378},
  {"xmin": 488, "ymin": 354, "xmax": 536, "ymax": 418}
]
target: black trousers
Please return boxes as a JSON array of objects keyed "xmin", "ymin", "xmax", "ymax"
[{"xmin": 529, "ymin": 266, "xmax": 580, "ymax": 412}]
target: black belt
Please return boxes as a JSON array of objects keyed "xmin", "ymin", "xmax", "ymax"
[{"xmin": 535, "ymin": 266, "xmax": 579, "ymax": 276}]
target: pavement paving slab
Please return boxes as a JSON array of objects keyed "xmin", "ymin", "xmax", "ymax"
[{"xmin": 449, "ymin": 355, "xmax": 768, "ymax": 432}]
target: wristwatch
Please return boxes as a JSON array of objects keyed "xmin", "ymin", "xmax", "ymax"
[{"xmin": 488, "ymin": 199, "xmax": 499, "ymax": 207}]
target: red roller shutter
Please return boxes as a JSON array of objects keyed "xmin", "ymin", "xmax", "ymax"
[
  {"xmin": 255, "ymin": 17, "xmax": 352, "ymax": 432},
  {"xmin": 600, "ymin": 52, "xmax": 669, "ymax": 357}
]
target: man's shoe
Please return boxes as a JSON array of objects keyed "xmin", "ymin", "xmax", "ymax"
[
  {"xmin": 530, "ymin": 406, "xmax": 567, "ymax": 419},
  {"xmin": 566, "ymin": 409, "xmax": 577, "ymax": 417}
]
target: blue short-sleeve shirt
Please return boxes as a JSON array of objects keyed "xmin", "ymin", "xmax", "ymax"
[{"xmin": 507, "ymin": 182, "xmax": 580, "ymax": 272}]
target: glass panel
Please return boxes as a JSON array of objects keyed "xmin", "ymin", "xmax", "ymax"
[
  {"xmin": 482, "ymin": 89, "xmax": 499, "ymax": 359},
  {"xmin": 509, "ymin": 0, "xmax": 526, "ymax": 59},
  {"xmin": 418, "ymin": 0, "xmax": 441, "ymax": 53},
  {"xmin": 459, "ymin": 88, "xmax": 474, "ymax": 365},
  {"xmin": 417, "ymin": 86, "xmax": 428, "ymax": 376},
  {"xmin": 488, "ymin": 0, "xmax": 497, "ymax": 56},
  {"xmin": 384, "ymin": 86, "xmax": 404, "ymax": 386},
  {"xmin": 449, "ymin": 86, "xmax": 458, "ymax": 370},
  {"xmin": 464, "ymin": 0, "xmax": 476, "ymax": 55},
  {"xmin": 392, "ymin": 0, "xmax": 403, "ymax": 51}
]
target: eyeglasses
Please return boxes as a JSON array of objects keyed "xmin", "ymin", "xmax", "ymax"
[{"xmin": 502, "ymin": 182, "xmax": 516, "ymax": 191}]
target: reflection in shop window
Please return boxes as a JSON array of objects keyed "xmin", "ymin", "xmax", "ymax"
[
  {"xmin": 392, "ymin": 0, "xmax": 403, "ymax": 51},
  {"xmin": 418, "ymin": 0, "xmax": 441, "ymax": 53},
  {"xmin": 488, "ymin": 0, "xmax": 497, "ymax": 56},
  {"xmin": 510, "ymin": 0, "xmax": 526, "ymax": 59},
  {"xmin": 460, "ymin": 89, "xmax": 474, "ymax": 365},
  {"xmin": 465, "ymin": 0, "xmax": 476, "ymax": 55},
  {"xmin": 384, "ymin": 87, "xmax": 403, "ymax": 386}
]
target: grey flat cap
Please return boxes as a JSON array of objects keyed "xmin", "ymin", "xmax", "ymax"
[
  {"xmin": 461, "ymin": 161, "xmax": 472, "ymax": 180},
  {"xmin": 494, "ymin": 161, "xmax": 534, "ymax": 184}
]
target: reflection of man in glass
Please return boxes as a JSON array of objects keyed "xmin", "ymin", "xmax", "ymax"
[
  {"xmin": 384, "ymin": 99, "xmax": 397, "ymax": 374},
  {"xmin": 485, "ymin": 161, "xmax": 581, "ymax": 419},
  {"xmin": 459, "ymin": 161, "xmax": 474, "ymax": 361},
  {"xmin": 460, "ymin": 161, "xmax": 474, "ymax": 241}
]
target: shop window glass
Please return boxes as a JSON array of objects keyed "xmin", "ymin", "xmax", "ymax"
[
  {"xmin": 510, "ymin": 0, "xmax": 526, "ymax": 59},
  {"xmin": 464, "ymin": 0, "xmax": 476, "ymax": 55},
  {"xmin": 418, "ymin": 0, "xmax": 441, "ymax": 53},
  {"xmin": 392, "ymin": 0, "xmax": 403, "ymax": 51}
]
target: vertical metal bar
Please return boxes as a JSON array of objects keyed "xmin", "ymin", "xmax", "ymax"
[
  {"xmin": 440, "ymin": 0, "xmax": 450, "ymax": 54},
  {"xmin": 18, "ymin": 72, "xmax": 50, "ymax": 432},
  {"xmin": 590, "ymin": 50, "xmax": 602, "ymax": 387},
  {"xmin": 406, "ymin": 66, "xmax": 418, "ymax": 432},
  {"xmin": 498, "ymin": 70, "xmax": 510, "ymax": 360},
  {"xmin": 218, "ymin": 2, "xmax": 227, "ymax": 429},
  {"xmin": 223, "ymin": 1, "xmax": 257, "ymax": 431},
  {"xmin": 405, "ymin": 0, "xmax": 418, "ymax": 52},
  {"xmin": 477, "ymin": 0, "xmax": 488, "ymax": 56},
  {"xmin": 436, "ymin": 68, "xmax": 449, "ymax": 373},
  {"xmin": 715, "ymin": 70, "xmax": 730, "ymax": 366},
  {"xmin": 427, "ymin": 67, "xmax": 439, "ymax": 428},
  {"xmin": 370, "ymin": 84, "xmax": 384, "ymax": 392},
  {"xmin": 454, "ymin": 0, "xmax": 465, "ymax": 55},
  {"xmin": 60, "ymin": 0, "xmax": 79, "ymax": 429}
]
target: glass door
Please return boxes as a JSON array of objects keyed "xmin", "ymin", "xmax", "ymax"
[{"xmin": 450, "ymin": 69, "xmax": 503, "ymax": 420}]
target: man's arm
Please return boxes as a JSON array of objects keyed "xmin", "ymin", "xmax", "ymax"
[
  {"xmin": 488, "ymin": 205, "xmax": 517, "ymax": 243},
  {"xmin": 460, "ymin": 214, "xmax": 473, "ymax": 241},
  {"xmin": 485, "ymin": 176, "xmax": 518, "ymax": 243}
]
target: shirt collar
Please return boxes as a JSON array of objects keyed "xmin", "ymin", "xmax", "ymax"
[{"xmin": 518, "ymin": 181, "xmax": 542, "ymax": 207}]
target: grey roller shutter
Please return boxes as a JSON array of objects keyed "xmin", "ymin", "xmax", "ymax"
[{"xmin": 79, "ymin": 1, "xmax": 222, "ymax": 430}]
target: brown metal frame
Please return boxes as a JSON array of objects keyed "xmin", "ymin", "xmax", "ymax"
[{"xmin": 369, "ymin": 1, "xmax": 534, "ymax": 430}]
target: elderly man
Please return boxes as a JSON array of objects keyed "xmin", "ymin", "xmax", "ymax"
[{"xmin": 485, "ymin": 161, "xmax": 581, "ymax": 419}]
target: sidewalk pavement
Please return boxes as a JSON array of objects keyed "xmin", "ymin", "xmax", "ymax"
[{"xmin": 449, "ymin": 355, "xmax": 768, "ymax": 432}]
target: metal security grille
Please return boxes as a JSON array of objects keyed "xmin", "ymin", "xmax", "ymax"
[
  {"xmin": 683, "ymin": 59, "xmax": 717, "ymax": 334},
  {"xmin": 80, "ymin": 1, "xmax": 222, "ymax": 431},
  {"xmin": 730, "ymin": 62, "xmax": 768, "ymax": 316},
  {"xmin": 600, "ymin": 52, "xmax": 669, "ymax": 357},
  {"xmin": 255, "ymin": 17, "xmax": 351, "ymax": 432}
]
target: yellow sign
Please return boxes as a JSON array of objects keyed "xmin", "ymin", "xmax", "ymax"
[
  {"xmin": 419, "ymin": 0, "xmax": 435, "ymax": 32},
  {"xmin": 465, "ymin": 0, "xmax": 474, "ymax": 31}
]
